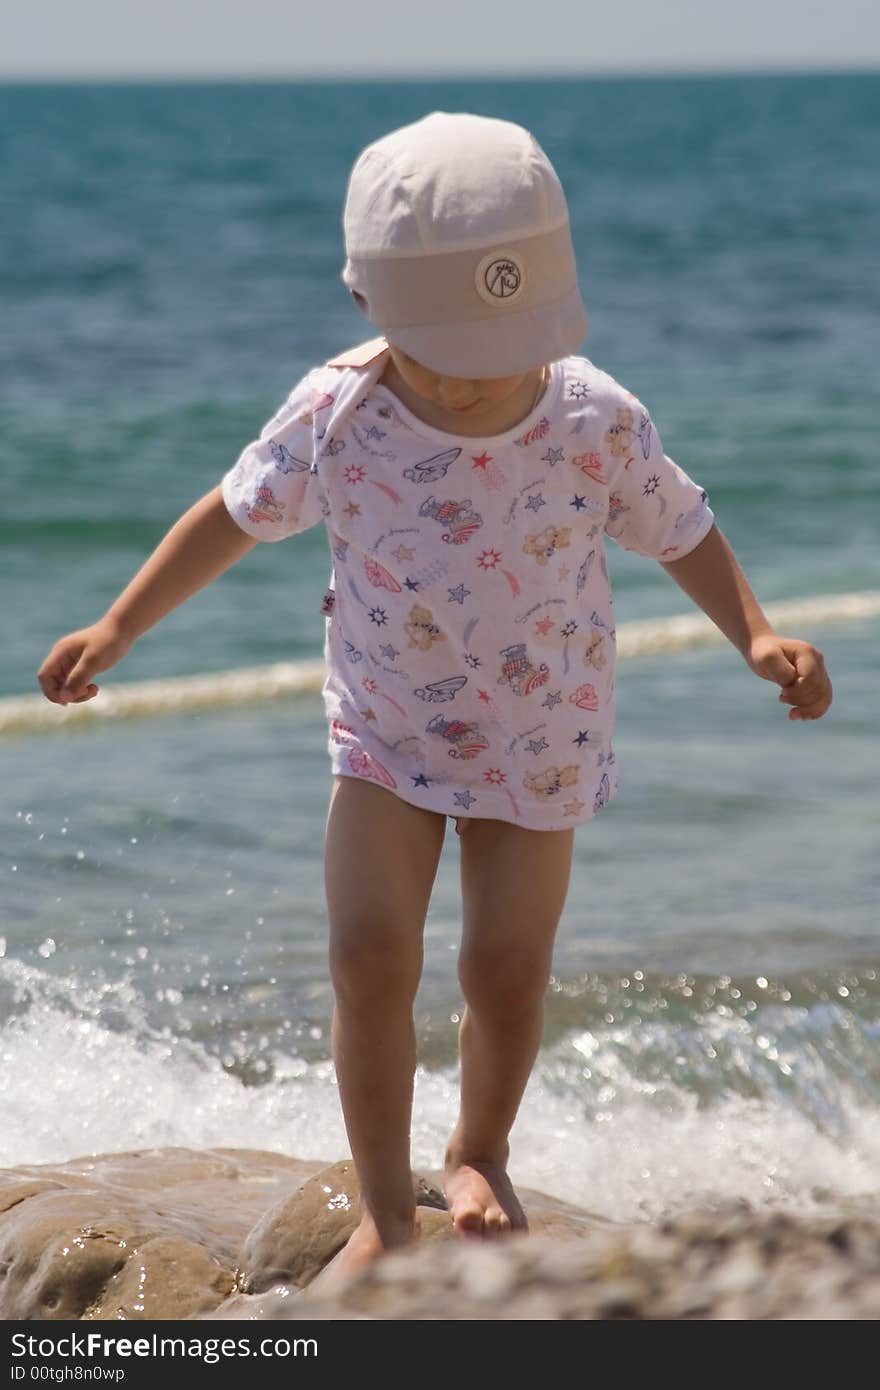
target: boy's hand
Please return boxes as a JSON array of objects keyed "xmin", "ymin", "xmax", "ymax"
[
  {"xmin": 747, "ymin": 633, "xmax": 832, "ymax": 721},
  {"xmin": 37, "ymin": 618, "xmax": 133, "ymax": 706}
]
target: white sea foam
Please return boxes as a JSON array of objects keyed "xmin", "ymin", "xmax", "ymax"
[
  {"xmin": 3, "ymin": 957, "xmax": 879, "ymax": 1222},
  {"xmin": 7, "ymin": 590, "xmax": 878, "ymax": 736}
]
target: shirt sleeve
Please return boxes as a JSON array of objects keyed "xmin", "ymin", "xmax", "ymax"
[
  {"xmin": 601, "ymin": 386, "xmax": 715, "ymax": 560},
  {"xmin": 221, "ymin": 368, "xmax": 327, "ymax": 542}
]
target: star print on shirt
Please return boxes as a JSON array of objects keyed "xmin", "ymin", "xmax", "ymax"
[
  {"xmin": 477, "ymin": 549, "xmax": 502, "ymax": 570},
  {"xmin": 561, "ymin": 620, "xmax": 578, "ymax": 637},
  {"xmin": 411, "ymin": 773, "xmax": 432, "ymax": 788},
  {"xmin": 472, "ymin": 452, "xmax": 492, "ymax": 470},
  {"xmin": 344, "ymin": 501, "xmax": 361, "ymax": 519},
  {"xmin": 542, "ymin": 447, "xmax": 565, "ymax": 466},
  {"xmin": 368, "ymin": 608, "xmax": 388, "ymax": 626},
  {"xmin": 464, "ymin": 653, "xmax": 481, "ymax": 668},
  {"xmin": 564, "ymin": 797, "xmax": 586, "ymax": 817},
  {"xmin": 526, "ymin": 737, "xmax": 549, "ymax": 755},
  {"xmin": 574, "ymin": 730, "xmax": 592, "ymax": 747},
  {"xmin": 567, "ymin": 381, "xmax": 591, "ymax": 400},
  {"xmin": 454, "ymin": 790, "xmax": 477, "ymax": 810},
  {"xmin": 643, "ymin": 475, "xmax": 661, "ymax": 495},
  {"xmin": 448, "ymin": 584, "xmax": 470, "ymax": 604},
  {"xmin": 404, "ymin": 578, "xmax": 421, "ymax": 591},
  {"xmin": 542, "ymin": 690, "xmax": 563, "ymax": 710},
  {"xmin": 525, "ymin": 493, "xmax": 546, "ymax": 512},
  {"xmin": 570, "ymin": 495, "xmax": 588, "ymax": 511}
]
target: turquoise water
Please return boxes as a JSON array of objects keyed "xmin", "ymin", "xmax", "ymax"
[{"xmin": 1, "ymin": 74, "xmax": 879, "ymax": 1218}]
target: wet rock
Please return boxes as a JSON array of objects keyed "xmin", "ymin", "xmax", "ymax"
[
  {"xmin": 235, "ymin": 1162, "xmax": 461, "ymax": 1299},
  {"xmin": 86, "ymin": 1237, "xmax": 235, "ymax": 1321},
  {"xmin": 0, "ymin": 1194, "xmax": 149, "ymax": 1320},
  {"xmin": 0, "ymin": 1147, "xmax": 321, "ymax": 1320},
  {"xmin": 236, "ymin": 1159, "xmax": 362, "ymax": 1295}
]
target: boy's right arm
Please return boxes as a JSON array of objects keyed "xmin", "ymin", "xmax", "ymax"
[{"xmin": 37, "ymin": 484, "xmax": 258, "ymax": 705}]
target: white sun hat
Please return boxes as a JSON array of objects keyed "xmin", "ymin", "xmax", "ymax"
[{"xmin": 340, "ymin": 110, "xmax": 588, "ymax": 378}]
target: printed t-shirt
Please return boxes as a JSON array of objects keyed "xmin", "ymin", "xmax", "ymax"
[{"xmin": 221, "ymin": 345, "xmax": 715, "ymax": 830}]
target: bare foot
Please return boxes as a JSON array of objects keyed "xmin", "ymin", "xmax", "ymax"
[
  {"xmin": 443, "ymin": 1146, "xmax": 529, "ymax": 1239},
  {"xmin": 303, "ymin": 1211, "xmax": 415, "ymax": 1297}
]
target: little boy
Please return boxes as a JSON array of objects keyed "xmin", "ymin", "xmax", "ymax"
[{"xmin": 38, "ymin": 112, "xmax": 832, "ymax": 1289}]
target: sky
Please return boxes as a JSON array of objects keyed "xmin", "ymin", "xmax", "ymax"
[{"xmin": 2, "ymin": 0, "xmax": 879, "ymax": 79}]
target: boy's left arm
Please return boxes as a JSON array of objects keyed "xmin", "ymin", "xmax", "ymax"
[{"xmin": 659, "ymin": 523, "xmax": 833, "ymax": 721}]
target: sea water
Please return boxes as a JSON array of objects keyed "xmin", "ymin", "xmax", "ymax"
[{"xmin": 1, "ymin": 72, "xmax": 878, "ymax": 1220}]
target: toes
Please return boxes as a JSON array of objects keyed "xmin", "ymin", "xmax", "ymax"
[
  {"xmin": 483, "ymin": 1207, "xmax": 510, "ymax": 1236},
  {"xmin": 453, "ymin": 1201, "xmax": 485, "ymax": 1237}
]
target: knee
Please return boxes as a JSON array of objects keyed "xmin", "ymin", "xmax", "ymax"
[
  {"xmin": 458, "ymin": 948, "xmax": 550, "ymax": 1021},
  {"xmin": 330, "ymin": 923, "xmax": 422, "ymax": 1009}
]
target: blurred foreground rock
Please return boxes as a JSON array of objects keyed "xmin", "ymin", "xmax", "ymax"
[
  {"xmin": 1, "ymin": 1147, "xmax": 878, "ymax": 1320},
  {"xmin": 247, "ymin": 1205, "xmax": 880, "ymax": 1320}
]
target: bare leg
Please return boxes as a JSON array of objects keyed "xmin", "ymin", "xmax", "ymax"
[
  {"xmin": 445, "ymin": 818, "xmax": 574, "ymax": 1237},
  {"xmin": 308, "ymin": 774, "xmax": 447, "ymax": 1291}
]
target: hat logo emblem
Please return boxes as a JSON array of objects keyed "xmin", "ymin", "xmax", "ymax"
[
  {"xmin": 475, "ymin": 249, "xmax": 525, "ymax": 307},
  {"xmin": 485, "ymin": 258, "xmax": 520, "ymax": 297}
]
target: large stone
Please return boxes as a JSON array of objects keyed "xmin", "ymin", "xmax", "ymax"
[
  {"xmin": 237, "ymin": 1158, "xmax": 451, "ymax": 1295},
  {"xmin": 87, "ymin": 1237, "xmax": 235, "ymax": 1321},
  {"xmin": 0, "ymin": 1147, "xmax": 321, "ymax": 1320}
]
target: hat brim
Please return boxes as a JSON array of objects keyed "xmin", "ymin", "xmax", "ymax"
[{"xmin": 380, "ymin": 285, "xmax": 588, "ymax": 379}]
